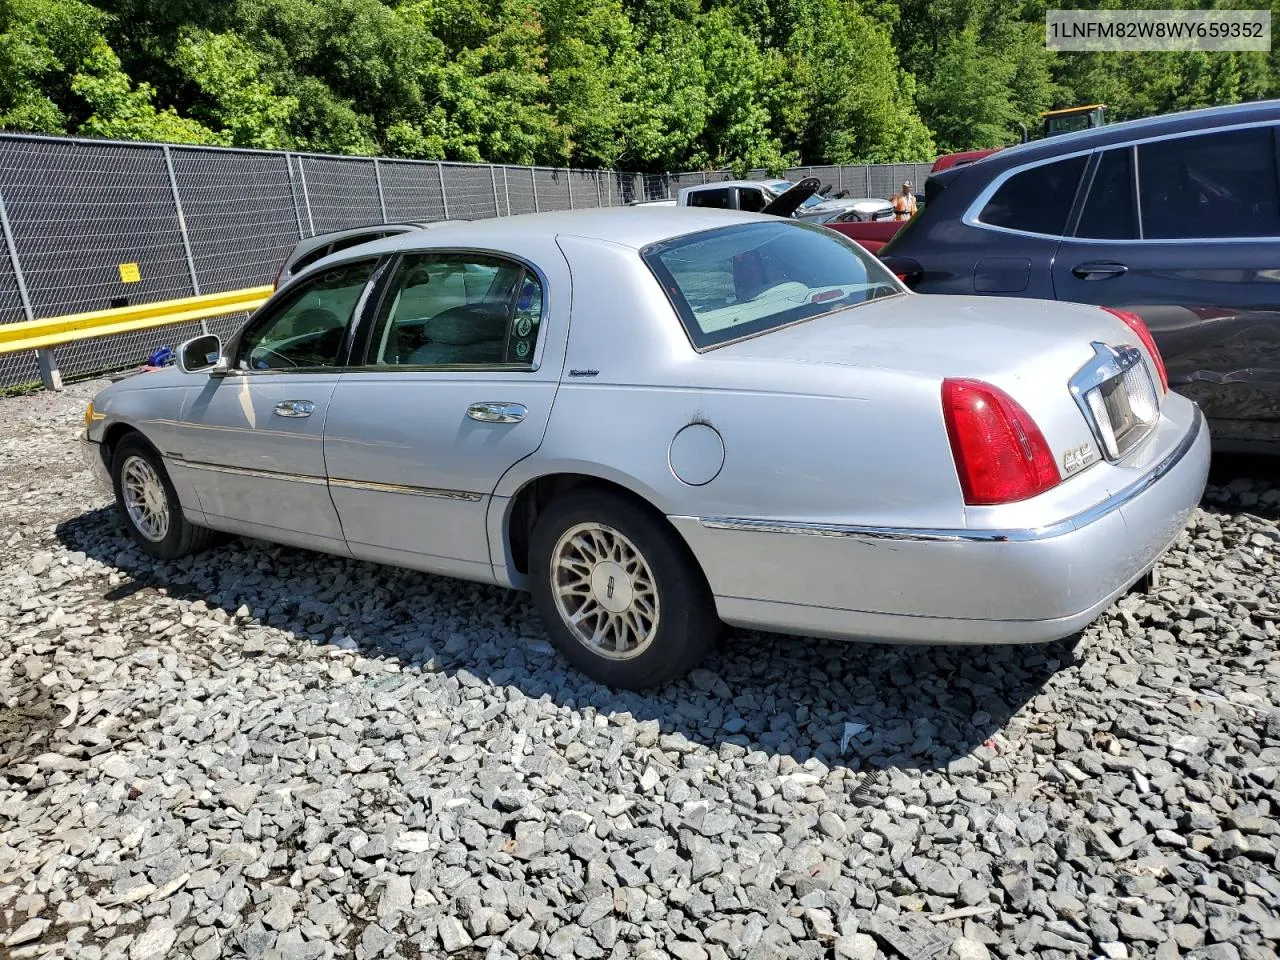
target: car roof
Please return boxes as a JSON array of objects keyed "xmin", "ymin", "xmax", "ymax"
[
  {"xmin": 984, "ymin": 99, "xmax": 1280, "ymax": 168},
  {"xmin": 343, "ymin": 207, "xmax": 774, "ymax": 255},
  {"xmin": 682, "ymin": 180, "xmax": 787, "ymax": 190}
]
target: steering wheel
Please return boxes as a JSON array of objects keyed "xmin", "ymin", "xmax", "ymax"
[{"xmin": 249, "ymin": 346, "xmax": 299, "ymax": 369}]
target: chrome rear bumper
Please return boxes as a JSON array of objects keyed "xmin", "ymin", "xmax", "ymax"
[{"xmin": 671, "ymin": 400, "xmax": 1209, "ymax": 645}]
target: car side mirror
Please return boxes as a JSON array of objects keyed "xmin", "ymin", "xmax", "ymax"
[{"xmin": 178, "ymin": 334, "xmax": 223, "ymax": 374}]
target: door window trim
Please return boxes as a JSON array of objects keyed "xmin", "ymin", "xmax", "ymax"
[
  {"xmin": 969, "ymin": 117, "xmax": 1280, "ymax": 244},
  {"xmin": 346, "ymin": 247, "xmax": 551, "ymax": 374},
  {"xmin": 222, "ymin": 256, "xmax": 389, "ymax": 376}
]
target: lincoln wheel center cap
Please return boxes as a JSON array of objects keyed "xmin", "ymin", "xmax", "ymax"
[{"xmin": 590, "ymin": 561, "xmax": 633, "ymax": 614}]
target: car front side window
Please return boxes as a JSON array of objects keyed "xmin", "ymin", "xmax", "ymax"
[
  {"xmin": 235, "ymin": 259, "xmax": 378, "ymax": 371},
  {"xmin": 364, "ymin": 253, "xmax": 544, "ymax": 369}
]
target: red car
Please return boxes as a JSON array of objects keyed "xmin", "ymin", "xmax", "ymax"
[
  {"xmin": 823, "ymin": 218, "xmax": 904, "ymax": 254},
  {"xmin": 931, "ymin": 148, "xmax": 1002, "ymax": 172}
]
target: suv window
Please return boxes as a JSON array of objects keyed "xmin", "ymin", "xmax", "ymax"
[
  {"xmin": 687, "ymin": 188, "xmax": 732, "ymax": 210},
  {"xmin": 643, "ymin": 221, "xmax": 900, "ymax": 350},
  {"xmin": 737, "ymin": 188, "xmax": 768, "ymax": 213},
  {"xmin": 237, "ymin": 260, "xmax": 377, "ymax": 370},
  {"xmin": 364, "ymin": 253, "xmax": 543, "ymax": 368},
  {"xmin": 1076, "ymin": 147, "xmax": 1137, "ymax": 240},
  {"xmin": 979, "ymin": 155, "xmax": 1087, "ymax": 236},
  {"xmin": 1138, "ymin": 126, "xmax": 1280, "ymax": 239}
]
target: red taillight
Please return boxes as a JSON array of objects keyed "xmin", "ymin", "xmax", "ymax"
[
  {"xmin": 1103, "ymin": 307, "xmax": 1167, "ymax": 394},
  {"xmin": 942, "ymin": 379, "xmax": 1061, "ymax": 505}
]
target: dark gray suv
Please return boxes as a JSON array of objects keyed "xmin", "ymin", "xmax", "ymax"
[{"xmin": 882, "ymin": 100, "xmax": 1280, "ymax": 452}]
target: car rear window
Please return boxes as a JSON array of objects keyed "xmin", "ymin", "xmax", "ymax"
[
  {"xmin": 979, "ymin": 155, "xmax": 1087, "ymax": 236},
  {"xmin": 642, "ymin": 221, "xmax": 901, "ymax": 350}
]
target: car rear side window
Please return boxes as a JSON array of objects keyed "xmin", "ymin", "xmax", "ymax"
[
  {"xmin": 1137, "ymin": 126, "xmax": 1280, "ymax": 239},
  {"xmin": 363, "ymin": 253, "xmax": 543, "ymax": 368},
  {"xmin": 643, "ymin": 221, "xmax": 901, "ymax": 350},
  {"xmin": 687, "ymin": 188, "xmax": 732, "ymax": 209},
  {"xmin": 978, "ymin": 155, "xmax": 1087, "ymax": 236},
  {"xmin": 1076, "ymin": 148, "xmax": 1137, "ymax": 240}
]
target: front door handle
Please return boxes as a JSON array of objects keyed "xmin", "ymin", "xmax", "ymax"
[
  {"xmin": 467, "ymin": 401, "xmax": 526, "ymax": 424},
  {"xmin": 274, "ymin": 400, "xmax": 315, "ymax": 418},
  {"xmin": 1071, "ymin": 261, "xmax": 1129, "ymax": 280}
]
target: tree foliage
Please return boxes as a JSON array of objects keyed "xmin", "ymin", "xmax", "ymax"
[{"xmin": 0, "ymin": 0, "xmax": 1276, "ymax": 171}]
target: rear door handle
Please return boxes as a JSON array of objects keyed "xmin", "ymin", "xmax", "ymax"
[
  {"xmin": 1071, "ymin": 261, "xmax": 1129, "ymax": 280},
  {"xmin": 273, "ymin": 400, "xmax": 314, "ymax": 418},
  {"xmin": 467, "ymin": 402, "xmax": 526, "ymax": 424}
]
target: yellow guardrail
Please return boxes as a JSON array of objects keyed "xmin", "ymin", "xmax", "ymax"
[{"xmin": 0, "ymin": 285, "xmax": 274, "ymax": 355}]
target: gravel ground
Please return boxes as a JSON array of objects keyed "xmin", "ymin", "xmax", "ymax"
[{"xmin": 1, "ymin": 381, "xmax": 1279, "ymax": 960}]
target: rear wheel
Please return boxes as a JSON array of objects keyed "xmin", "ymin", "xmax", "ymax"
[
  {"xmin": 111, "ymin": 434, "xmax": 219, "ymax": 560},
  {"xmin": 529, "ymin": 489, "xmax": 718, "ymax": 689}
]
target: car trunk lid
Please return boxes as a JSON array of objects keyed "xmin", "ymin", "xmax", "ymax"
[{"xmin": 711, "ymin": 293, "xmax": 1164, "ymax": 472}]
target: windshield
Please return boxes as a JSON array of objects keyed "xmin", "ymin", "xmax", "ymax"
[{"xmin": 642, "ymin": 221, "xmax": 902, "ymax": 349}]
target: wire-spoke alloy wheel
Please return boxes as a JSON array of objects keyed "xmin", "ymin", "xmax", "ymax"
[
  {"xmin": 110, "ymin": 433, "xmax": 221, "ymax": 560},
  {"xmin": 551, "ymin": 522, "xmax": 661, "ymax": 660},
  {"xmin": 121, "ymin": 454, "xmax": 170, "ymax": 542},
  {"xmin": 529, "ymin": 489, "xmax": 720, "ymax": 689}
]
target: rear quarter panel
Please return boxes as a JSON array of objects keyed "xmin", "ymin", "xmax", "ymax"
[{"xmin": 495, "ymin": 235, "xmax": 968, "ymax": 532}]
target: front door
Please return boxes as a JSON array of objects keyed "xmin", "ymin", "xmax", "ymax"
[
  {"xmin": 323, "ymin": 250, "xmax": 562, "ymax": 580},
  {"xmin": 1052, "ymin": 131, "xmax": 1280, "ymax": 432},
  {"xmin": 174, "ymin": 258, "xmax": 380, "ymax": 552}
]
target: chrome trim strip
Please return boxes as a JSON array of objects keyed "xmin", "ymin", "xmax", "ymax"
[
  {"xmin": 175, "ymin": 459, "xmax": 328, "ymax": 486},
  {"xmin": 173, "ymin": 458, "xmax": 485, "ymax": 501},
  {"xmin": 328, "ymin": 477, "xmax": 483, "ymax": 501},
  {"xmin": 698, "ymin": 408, "xmax": 1203, "ymax": 544}
]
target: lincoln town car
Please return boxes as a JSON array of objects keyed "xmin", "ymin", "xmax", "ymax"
[{"xmin": 82, "ymin": 209, "xmax": 1209, "ymax": 689}]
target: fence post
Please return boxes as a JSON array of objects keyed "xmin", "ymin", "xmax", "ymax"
[
  {"xmin": 295, "ymin": 155, "xmax": 316, "ymax": 235},
  {"xmin": 503, "ymin": 167, "xmax": 511, "ymax": 217},
  {"xmin": 373, "ymin": 158, "xmax": 388, "ymax": 222},
  {"xmin": 284, "ymin": 153, "xmax": 305, "ymax": 240},
  {"xmin": 438, "ymin": 162, "xmax": 450, "ymax": 220},
  {"xmin": 567, "ymin": 170, "xmax": 573, "ymax": 209},
  {"xmin": 490, "ymin": 165, "xmax": 501, "ymax": 218},
  {"xmin": 0, "ymin": 187, "xmax": 58, "ymax": 390},
  {"xmin": 864, "ymin": 166, "xmax": 871, "ymax": 196},
  {"xmin": 531, "ymin": 169, "xmax": 539, "ymax": 212},
  {"xmin": 162, "ymin": 145, "xmax": 205, "ymax": 334},
  {"xmin": 596, "ymin": 171, "xmax": 603, "ymax": 207}
]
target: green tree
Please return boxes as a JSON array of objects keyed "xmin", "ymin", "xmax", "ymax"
[
  {"xmin": 0, "ymin": 0, "xmax": 108, "ymax": 132},
  {"xmin": 173, "ymin": 29, "xmax": 297, "ymax": 148},
  {"xmin": 782, "ymin": 0, "xmax": 934, "ymax": 163},
  {"xmin": 72, "ymin": 37, "xmax": 221, "ymax": 142}
]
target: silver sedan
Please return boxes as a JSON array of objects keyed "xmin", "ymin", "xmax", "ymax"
[{"xmin": 82, "ymin": 209, "xmax": 1210, "ymax": 689}]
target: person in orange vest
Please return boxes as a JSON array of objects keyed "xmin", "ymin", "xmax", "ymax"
[{"xmin": 893, "ymin": 181, "xmax": 917, "ymax": 220}]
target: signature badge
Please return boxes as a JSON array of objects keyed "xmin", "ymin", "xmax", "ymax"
[{"xmin": 1062, "ymin": 442, "xmax": 1097, "ymax": 475}]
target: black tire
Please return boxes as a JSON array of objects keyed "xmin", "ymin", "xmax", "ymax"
[
  {"xmin": 111, "ymin": 434, "xmax": 219, "ymax": 560},
  {"xmin": 528, "ymin": 488, "xmax": 719, "ymax": 689}
]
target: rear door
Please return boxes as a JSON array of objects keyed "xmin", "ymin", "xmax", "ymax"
[
  {"xmin": 1052, "ymin": 126, "xmax": 1280, "ymax": 432},
  {"xmin": 322, "ymin": 247, "xmax": 566, "ymax": 580}
]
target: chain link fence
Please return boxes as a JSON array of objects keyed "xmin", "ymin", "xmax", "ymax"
[{"xmin": 0, "ymin": 132, "xmax": 936, "ymax": 389}]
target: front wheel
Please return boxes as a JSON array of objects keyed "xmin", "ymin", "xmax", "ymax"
[
  {"xmin": 111, "ymin": 434, "xmax": 219, "ymax": 560},
  {"xmin": 529, "ymin": 489, "xmax": 719, "ymax": 689}
]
